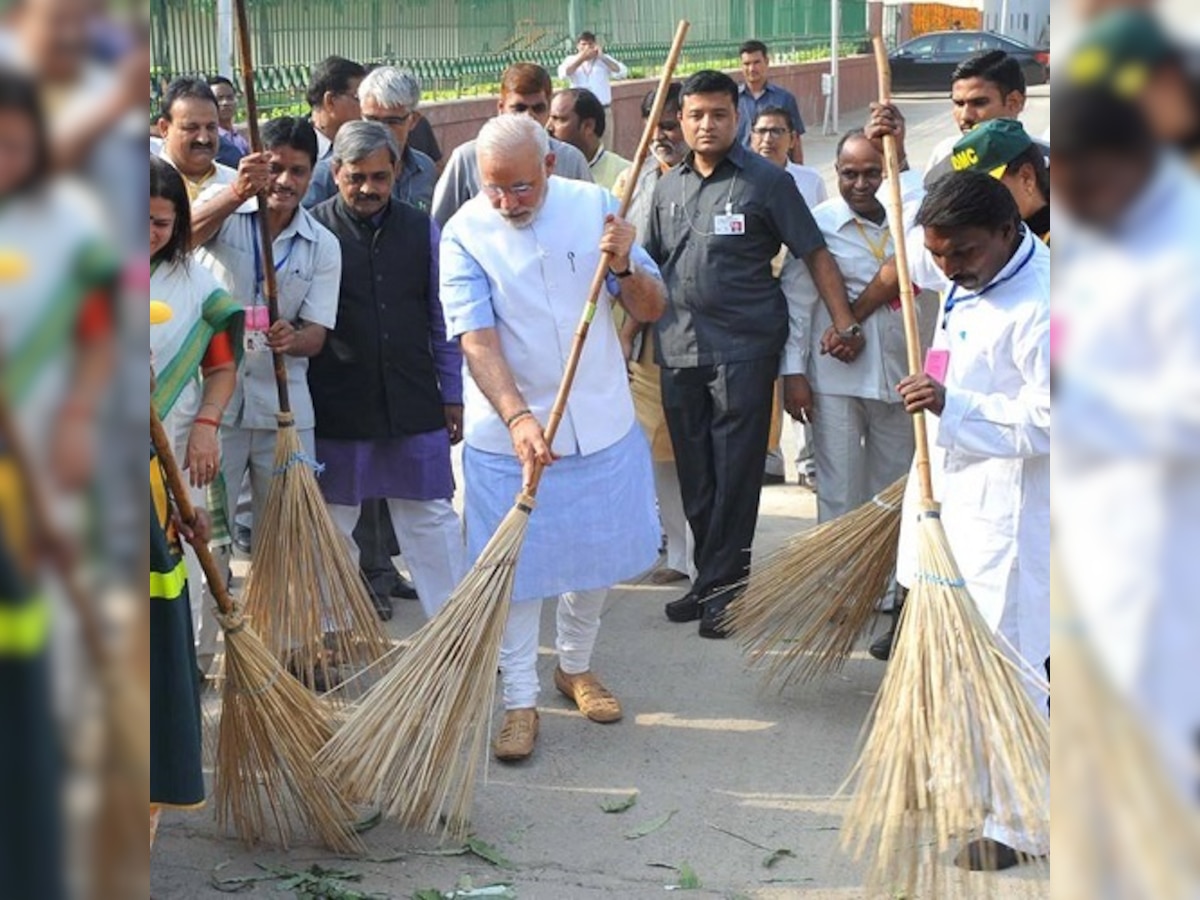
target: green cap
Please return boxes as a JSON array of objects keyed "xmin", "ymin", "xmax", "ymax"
[
  {"xmin": 950, "ymin": 119, "xmax": 1033, "ymax": 179},
  {"xmin": 1066, "ymin": 9, "xmax": 1175, "ymax": 97}
]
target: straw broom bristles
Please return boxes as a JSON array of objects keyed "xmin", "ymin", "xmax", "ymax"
[
  {"xmin": 727, "ymin": 475, "xmax": 905, "ymax": 686},
  {"xmin": 317, "ymin": 497, "xmax": 531, "ymax": 836},
  {"xmin": 1052, "ymin": 550, "xmax": 1200, "ymax": 900},
  {"xmin": 840, "ymin": 509, "xmax": 1050, "ymax": 896},
  {"xmin": 150, "ymin": 406, "xmax": 364, "ymax": 854},
  {"xmin": 239, "ymin": 412, "xmax": 389, "ymax": 696}
]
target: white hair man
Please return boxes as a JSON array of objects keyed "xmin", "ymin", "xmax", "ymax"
[
  {"xmin": 304, "ymin": 66, "xmax": 437, "ymax": 212},
  {"xmin": 441, "ymin": 115, "xmax": 666, "ymax": 761}
]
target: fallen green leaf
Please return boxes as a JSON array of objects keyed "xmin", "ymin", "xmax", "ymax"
[
  {"xmin": 763, "ymin": 848, "xmax": 795, "ymax": 869},
  {"xmin": 465, "ymin": 836, "xmax": 517, "ymax": 870},
  {"xmin": 624, "ymin": 809, "xmax": 677, "ymax": 840},
  {"xmin": 599, "ymin": 793, "xmax": 638, "ymax": 814}
]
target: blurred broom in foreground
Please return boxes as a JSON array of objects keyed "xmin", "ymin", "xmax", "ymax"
[
  {"xmin": 1053, "ymin": 549, "xmax": 1200, "ymax": 899},
  {"xmin": 151, "ymin": 405, "xmax": 362, "ymax": 853},
  {"xmin": 316, "ymin": 20, "xmax": 692, "ymax": 838},
  {"xmin": 836, "ymin": 37, "xmax": 1050, "ymax": 896},
  {"xmin": 727, "ymin": 475, "xmax": 905, "ymax": 686},
  {"xmin": 231, "ymin": 0, "xmax": 388, "ymax": 694}
]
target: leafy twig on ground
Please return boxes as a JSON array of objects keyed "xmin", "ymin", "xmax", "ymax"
[
  {"xmin": 464, "ymin": 836, "xmax": 517, "ymax": 870},
  {"xmin": 705, "ymin": 821, "xmax": 796, "ymax": 870},
  {"xmin": 624, "ymin": 809, "xmax": 677, "ymax": 840},
  {"xmin": 211, "ymin": 862, "xmax": 387, "ymax": 898}
]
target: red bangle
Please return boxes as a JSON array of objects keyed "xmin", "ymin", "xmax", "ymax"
[{"xmin": 193, "ymin": 416, "xmax": 221, "ymax": 429}]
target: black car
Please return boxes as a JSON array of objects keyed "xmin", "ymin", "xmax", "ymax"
[{"xmin": 888, "ymin": 31, "xmax": 1050, "ymax": 92}]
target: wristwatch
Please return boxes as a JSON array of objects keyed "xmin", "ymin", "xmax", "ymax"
[
  {"xmin": 837, "ymin": 322, "xmax": 863, "ymax": 340},
  {"xmin": 610, "ymin": 261, "xmax": 635, "ymax": 279}
]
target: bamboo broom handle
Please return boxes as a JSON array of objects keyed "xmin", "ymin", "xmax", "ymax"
[
  {"xmin": 529, "ymin": 18, "xmax": 690, "ymax": 496},
  {"xmin": 233, "ymin": 0, "xmax": 291, "ymax": 417},
  {"xmin": 872, "ymin": 35, "xmax": 935, "ymax": 504},
  {"xmin": 0, "ymin": 391, "xmax": 107, "ymax": 668},
  {"xmin": 150, "ymin": 406, "xmax": 238, "ymax": 617}
]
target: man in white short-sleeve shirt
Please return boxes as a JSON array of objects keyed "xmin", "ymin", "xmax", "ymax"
[
  {"xmin": 781, "ymin": 132, "xmax": 913, "ymax": 522},
  {"xmin": 558, "ymin": 30, "xmax": 627, "ymax": 148},
  {"xmin": 194, "ymin": 116, "xmax": 340, "ymax": 554}
]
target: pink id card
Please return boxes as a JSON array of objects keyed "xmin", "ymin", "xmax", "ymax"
[{"xmin": 924, "ymin": 348, "xmax": 950, "ymax": 382}]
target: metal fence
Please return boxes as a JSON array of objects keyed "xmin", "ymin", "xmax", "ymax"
[{"xmin": 151, "ymin": 0, "xmax": 869, "ymax": 114}]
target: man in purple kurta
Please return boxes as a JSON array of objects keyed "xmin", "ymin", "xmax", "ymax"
[{"xmin": 308, "ymin": 121, "xmax": 466, "ymax": 618}]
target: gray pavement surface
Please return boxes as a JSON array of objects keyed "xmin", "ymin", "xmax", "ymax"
[{"xmin": 153, "ymin": 87, "xmax": 1050, "ymax": 899}]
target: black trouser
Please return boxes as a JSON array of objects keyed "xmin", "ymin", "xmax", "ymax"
[
  {"xmin": 661, "ymin": 356, "xmax": 778, "ymax": 604},
  {"xmin": 354, "ymin": 498, "xmax": 401, "ymax": 594}
]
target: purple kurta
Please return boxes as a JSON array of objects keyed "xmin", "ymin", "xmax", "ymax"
[{"xmin": 316, "ymin": 221, "xmax": 462, "ymax": 505}]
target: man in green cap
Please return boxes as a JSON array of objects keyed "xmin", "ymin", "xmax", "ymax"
[
  {"xmin": 951, "ymin": 118, "xmax": 1051, "ymax": 244},
  {"xmin": 1065, "ymin": 7, "xmax": 1199, "ymax": 165}
]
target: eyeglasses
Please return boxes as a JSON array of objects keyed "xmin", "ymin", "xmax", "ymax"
[
  {"xmin": 480, "ymin": 182, "xmax": 537, "ymax": 199},
  {"xmin": 656, "ymin": 120, "xmax": 681, "ymax": 132},
  {"xmin": 364, "ymin": 112, "xmax": 413, "ymax": 128},
  {"xmin": 751, "ymin": 126, "xmax": 790, "ymax": 138}
]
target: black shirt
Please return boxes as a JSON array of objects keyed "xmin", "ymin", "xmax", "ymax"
[{"xmin": 644, "ymin": 142, "xmax": 825, "ymax": 368}]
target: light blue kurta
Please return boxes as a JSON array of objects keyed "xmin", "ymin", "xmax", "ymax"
[{"xmin": 463, "ymin": 424, "xmax": 659, "ymax": 603}]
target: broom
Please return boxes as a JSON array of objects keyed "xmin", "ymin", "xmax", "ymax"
[
  {"xmin": 726, "ymin": 475, "xmax": 905, "ymax": 686},
  {"xmin": 837, "ymin": 37, "xmax": 1050, "ymax": 895},
  {"xmin": 150, "ymin": 404, "xmax": 363, "ymax": 853},
  {"xmin": 0, "ymin": 382, "xmax": 150, "ymax": 894},
  {"xmin": 1052, "ymin": 548, "xmax": 1200, "ymax": 900},
  {"xmin": 316, "ymin": 19, "xmax": 692, "ymax": 838},
  {"xmin": 230, "ymin": 0, "xmax": 388, "ymax": 693}
]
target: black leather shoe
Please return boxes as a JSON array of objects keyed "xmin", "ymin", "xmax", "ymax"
[
  {"xmin": 665, "ymin": 591, "xmax": 703, "ymax": 623},
  {"xmin": 371, "ymin": 592, "xmax": 394, "ymax": 622},
  {"xmin": 389, "ymin": 575, "xmax": 419, "ymax": 600},
  {"xmin": 954, "ymin": 838, "xmax": 1039, "ymax": 871},
  {"xmin": 698, "ymin": 596, "xmax": 731, "ymax": 639},
  {"xmin": 868, "ymin": 627, "xmax": 894, "ymax": 661},
  {"xmin": 868, "ymin": 590, "xmax": 906, "ymax": 661}
]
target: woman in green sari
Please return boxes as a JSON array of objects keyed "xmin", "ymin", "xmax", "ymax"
[{"xmin": 149, "ymin": 157, "xmax": 241, "ymax": 676}]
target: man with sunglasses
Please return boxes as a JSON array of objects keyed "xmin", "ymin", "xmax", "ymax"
[
  {"xmin": 303, "ymin": 66, "xmax": 437, "ymax": 213},
  {"xmin": 431, "ymin": 63, "xmax": 593, "ymax": 227}
]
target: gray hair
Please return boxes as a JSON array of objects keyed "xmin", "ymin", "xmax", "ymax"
[
  {"xmin": 475, "ymin": 114, "xmax": 549, "ymax": 165},
  {"xmin": 331, "ymin": 120, "xmax": 400, "ymax": 166},
  {"xmin": 358, "ymin": 66, "xmax": 421, "ymax": 110}
]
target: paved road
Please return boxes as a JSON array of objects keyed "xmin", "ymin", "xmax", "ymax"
[{"xmin": 153, "ymin": 87, "xmax": 1050, "ymax": 899}]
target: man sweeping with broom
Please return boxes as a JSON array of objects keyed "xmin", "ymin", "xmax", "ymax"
[
  {"xmin": 441, "ymin": 114, "xmax": 665, "ymax": 761},
  {"xmin": 894, "ymin": 169, "xmax": 1051, "ymax": 871}
]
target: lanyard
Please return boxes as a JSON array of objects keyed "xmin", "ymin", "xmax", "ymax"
[
  {"xmin": 942, "ymin": 236, "xmax": 1037, "ymax": 329},
  {"xmin": 250, "ymin": 213, "xmax": 296, "ymax": 303},
  {"xmin": 680, "ymin": 167, "xmax": 740, "ymax": 236},
  {"xmin": 852, "ymin": 218, "xmax": 891, "ymax": 262}
]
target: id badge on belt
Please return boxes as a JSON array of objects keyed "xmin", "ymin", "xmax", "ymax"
[{"xmin": 244, "ymin": 304, "xmax": 270, "ymax": 353}]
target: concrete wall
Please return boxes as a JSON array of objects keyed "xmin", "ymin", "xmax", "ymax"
[{"xmin": 419, "ymin": 54, "xmax": 878, "ymax": 164}]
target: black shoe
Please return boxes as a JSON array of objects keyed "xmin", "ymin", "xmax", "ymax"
[
  {"xmin": 868, "ymin": 627, "xmax": 894, "ymax": 661},
  {"xmin": 954, "ymin": 838, "xmax": 1038, "ymax": 871},
  {"xmin": 698, "ymin": 596, "xmax": 732, "ymax": 639},
  {"xmin": 233, "ymin": 524, "xmax": 252, "ymax": 555},
  {"xmin": 389, "ymin": 575, "xmax": 419, "ymax": 600},
  {"xmin": 371, "ymin": 592, "xmax": 394, "ymax": 622},
  {"xmin": 665, "ymin": 591, "xmax": 703, "ymax": 623},
  {"xmin": 762, "ymin": 471, "xmax": 785, "ymax": 486},
  {"xmin": 868, "ymin": 590, "xmax": 906, "ymax": 661}
]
